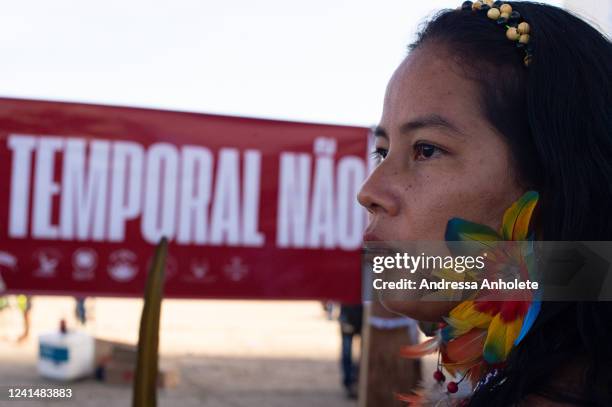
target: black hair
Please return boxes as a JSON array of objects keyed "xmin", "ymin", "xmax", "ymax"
[{"xmin": 410, "ymin": 2, "xmax": 612, "ymax": 406}]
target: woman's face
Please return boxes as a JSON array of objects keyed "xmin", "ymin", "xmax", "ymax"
[{"xmin": 358, "ymin": 44, "xmax": 525, "ymax": 321}]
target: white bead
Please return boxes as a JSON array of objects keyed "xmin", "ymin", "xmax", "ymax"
[
  {"xmin": 506, "ymin": 27, "xmax": 520, "ymax": 41},
  {"xmin": 518, "ymin": 22, "xmax": 531, "ymax": 34},
  {"xmin": 487, "ymin": 8, "xmax": 501, "ymax": 19}
]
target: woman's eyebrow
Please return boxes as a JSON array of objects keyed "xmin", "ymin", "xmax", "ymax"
[
  {"xmin": 372, "ymin": 114, "xmax": 465, "ymax": 140},
  {"xmin": 371, "ymin": 126, "xmax": 388, "ymax": 139},
  {"xmin": 399, "ymin": 114, "xmax": 465, "ymax": 138}
]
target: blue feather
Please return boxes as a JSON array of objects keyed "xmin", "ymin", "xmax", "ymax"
[
  {"xmin": 514, "ymin": 236, "xmax": 540, "ymax": 346},
  {"xmin": 441, "ymin": 325, "xmax": 454, "ymax": 342},
  {"xmin": 514, "ymin": 295, "xmax": 541, "ymax": 345}
]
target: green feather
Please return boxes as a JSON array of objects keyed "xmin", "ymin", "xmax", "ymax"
[
  {"xmin": 446, "ymin": 218, "xmax": 500, "ymax": 242},
  {"xmin": 446, "ymin": 218, "xmax": 500, "ymax": 256}
]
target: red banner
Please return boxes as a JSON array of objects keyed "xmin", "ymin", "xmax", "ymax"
[{"xmin": 0, "ymin": 98, "xmax": 368, "ymax": 302}]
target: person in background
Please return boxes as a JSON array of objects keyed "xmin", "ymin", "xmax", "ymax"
[
  {"xmin": 321, "ymin": 300, "xmax": 338, "ymax": 320},
  {"xmin": 339, "ymin": 303, "xmax": 363, "ymax": 399},
  {"xmin": 16, "ymin": 294, "xmax": 31, "ymax": 343},
  {"xmin": 75, "ymin": 297, "xmax": 86, "ymax": 325},
  {"xmin": 0, "ymin": 296, "xmax": 8, "ymax": 313}
]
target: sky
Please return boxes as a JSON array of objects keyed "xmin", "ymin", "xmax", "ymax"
[{"xmin": 1, "ymin": 0, "xmax": 566, "ymax": 128}]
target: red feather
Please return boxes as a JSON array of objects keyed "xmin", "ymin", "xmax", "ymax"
[{"xmin": 445, "ymin": 329, "xmax": 486, "ymax": 363}]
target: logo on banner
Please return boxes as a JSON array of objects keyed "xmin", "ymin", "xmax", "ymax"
[
  {"xmin": 72, "ymin": 248, "xmax": 98, "ymax": 281},
  {"xmin": 182, "ymin": 259, "xmax": 216, "ymax": 283},
  {"xmin": 33, "ymin": 249, "xmax": 61, "ymax": 278},
  {"xmin": 223, "ymin": 256, "xmax": 249, "ymax": 282},
  {"xmin": 107, "ymin": 250, "xmax": 138, "ymax": 282},
  {"xmin": 191, "ymin": 260, "xmax": 209, "ymax": 279},
  {"xmin": 0, "ymin": 251, "xmax": 17, "ymax": 271}
]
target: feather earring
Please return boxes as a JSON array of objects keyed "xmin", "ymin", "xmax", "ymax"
[{"xmin": 397, "ymin": 191, "xmax": 542, "ymax": 406}]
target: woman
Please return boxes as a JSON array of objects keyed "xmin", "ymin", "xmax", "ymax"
[{"xmin": 358, "ymin": 1, "xmax": 612, "ymax": 406}]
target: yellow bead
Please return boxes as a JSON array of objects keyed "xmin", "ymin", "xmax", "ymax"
[
  {"xmin": 519, "ymin": 34, "xmax": 530, "ymax": 44},
  {"xmin": 523, "ymin": 55, "xmax": 532, "ymax": 67},
  {"xmin": 484, "ymin": 0, "xmax": 493, "ymax": 5},
  {"xmin": 472, "ymin": 1, "xmax": 482, "ymax": 10},
  {"xmin": 500, "ymin": 4, "xmax": 512, "ymax": 14},
  {"xmin": 500, "ymin": 11, "xmax": 510, "ymax": 19},
  {"xmin": 506, "ymin": 27, "xmax": 520, "ymax": 41},
  {"xmin": 517, "ymin": 22, "xmax": 531, "ymax": 34},
  {"xmin": 487, "ymin": 8, "xmax": 501, "ymax": 19}
]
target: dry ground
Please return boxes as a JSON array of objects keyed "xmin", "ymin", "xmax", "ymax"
[{"xmin": 0, "ymin": 297, "xmax": 358, "ymax": 407}]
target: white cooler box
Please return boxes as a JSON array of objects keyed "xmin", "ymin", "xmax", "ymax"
[{"xmin": 38, "ymin": 320, "xmax": 94, "ymax": 381}]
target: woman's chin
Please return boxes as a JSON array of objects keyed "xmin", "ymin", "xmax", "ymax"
[{"xmin": 379, "ymin": 300, "xmax": 459, "ymax": 322}]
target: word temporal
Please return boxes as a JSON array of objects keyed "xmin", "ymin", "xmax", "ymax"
[{"xmin": 5, "ymin": 134, "xmax": 365, "ymax": 249}]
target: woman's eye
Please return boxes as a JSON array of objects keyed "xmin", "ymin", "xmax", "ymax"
[
  {"xmin": 371, "ymin": 147, "xmax": 388, "ymax": 163},
  {"xmin": 414, "ymin": 142, "xmax": 443, "ymax": 161}
]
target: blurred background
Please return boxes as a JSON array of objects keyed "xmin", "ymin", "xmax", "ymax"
[
  {"xmin": 0, "ymin": 1, "xmax": 609, "ymax": 406},
  {"xmin": 7, "ymin": 0, "xmax": 604, "ymax": 127}
]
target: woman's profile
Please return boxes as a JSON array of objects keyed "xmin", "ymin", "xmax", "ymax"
[{"xmin": 358, "ymin": 1, "xmax": 612, "ymax": 405}]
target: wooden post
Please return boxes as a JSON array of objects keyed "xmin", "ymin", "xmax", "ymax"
[{"xmin": 358, "ymin": 301, "xmax": 421, "ymax": 407}]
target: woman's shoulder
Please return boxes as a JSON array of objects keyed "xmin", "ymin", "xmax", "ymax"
[
  {"xmin": 518, "ymin": 356, "xmax": 590, "ymax": 407},
  {"xmin": 519, "ymin": 394, "xmax": 585, "ymax": 407}
]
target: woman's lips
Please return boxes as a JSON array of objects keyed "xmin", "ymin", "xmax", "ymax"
[{"xmin": 363, "ymin": 228, "xmax": 383, "ymax": 242}]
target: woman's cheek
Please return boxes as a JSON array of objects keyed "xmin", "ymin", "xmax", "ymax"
[{"xmin": 395, "ymin": 188, "xmax": 452, "ymax": 240}]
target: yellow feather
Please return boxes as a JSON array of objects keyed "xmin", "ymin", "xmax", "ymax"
[
  {"xmin": 501, "ymin": 191, "xmax": 539, "ymax": 240},
  {"xmin": 483, "ymin": 314, "xmax": 524, "ymax": 363},
  {"xmin": 449, "ymin": 301, "xmax": 493, "ymax": 330},
  {"xmin": 511, "ymin": 199, "xmax": 538, "ymax": 240},
  {"xmin": 504, "ymin": 316, "xmax": 524, "ymax": 352}
]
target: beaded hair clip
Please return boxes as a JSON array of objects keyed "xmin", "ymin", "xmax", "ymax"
[{"xmin": 459, "ymin": 1, "xmax": 533, "ymax": 67}]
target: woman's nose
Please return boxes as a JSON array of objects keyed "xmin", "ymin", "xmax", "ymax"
[{"xmin": 357, "ymin": 165, "xmax": 400, "ymax": 217}]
